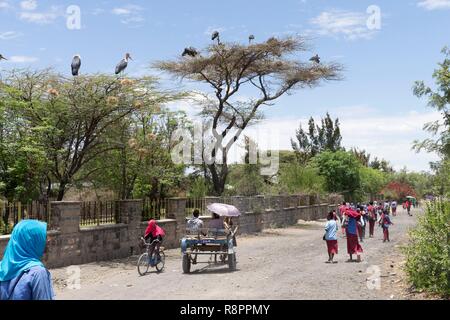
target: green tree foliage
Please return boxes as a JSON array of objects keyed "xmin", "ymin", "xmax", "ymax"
[
  {"xmin": 413, "ymin": 47, "xmax": 450, "ymax": 197},
  {"xmin": 0, "ymin": 69, "xmax": 186, "ymax": 201},
  {"xmin": 291, "ymin": 113, "xmax": 342, "ymax": 164},
  {"xmin": 350, "ymin": 148, "xmax": 371, "ymax": 167},
  {"xmin": 369, "ymin": 157, "xmax": 394, "ymax": 173},
  {"xmin": 225, "ymin": 137, "xmax": 267, "ymax": 196},
  {"xmin": 277, "ymin": 164, "xmax": 325, "ymax": 194},
  {"xmin": 311, "ymin": 150, "xmax": 361, "ymax": 201},
  {"xmin": 403, "ymin": 199, "xmax": 450, "ymax": 297},
  {"xmin": 358, "ymin": 166, "xmax": 387, "ymax": 200},
  {"xmin": 413, "ymin": 47, "xmax": 450, "ymax": 158}
]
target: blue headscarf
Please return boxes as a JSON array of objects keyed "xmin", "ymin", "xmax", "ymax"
[{"xmin": 0, "ymin": 220, "xmax": 47, "ymax": 282}]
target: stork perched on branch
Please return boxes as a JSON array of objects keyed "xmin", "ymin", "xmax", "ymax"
[
  {"xmin": 248, "ymin": 34, "xmax": 255, "ymax": 44},
  {"xmin": 309, "ymin": 54, "xmax": 320, "ymax": 64},
  {"xmin": 182, "ymin": 47, "xmax": 198, "ymax": 57},
  {"xmin": 115, "ymin": 53, "xmax": 132, "ymax": 75},
  {"xmin": 71, "ymin": 54, "xmax": 81, "ymax": 76},
  {"xmin": 211, "ymin": 31, "xmax": 220, "ymax": 44}
]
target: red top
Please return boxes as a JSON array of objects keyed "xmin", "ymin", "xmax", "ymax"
[
  {"xmin": 144, "ymin": 219, "xmax": 166, "ymax": 239},
  {"xmin": 343, "ymin": 208, "xmax": 361, "ymax": 219}
]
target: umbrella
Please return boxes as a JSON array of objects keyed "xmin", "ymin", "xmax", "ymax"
[{"xmin": 207, "ymin": 203, "xmax": 241, "ymax": 217}]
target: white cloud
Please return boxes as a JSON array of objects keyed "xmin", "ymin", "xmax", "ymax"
[
  {"xmin": 111, "ymin": 5, "xmax": 144, "ymax": 25},
  {"xmin": 246, "ymin": 108, "xmax": 441, "ymax": 172},
  {"xmin": 310, "ymin": 10, "xmax": 377, "ymax": 40},
  {"xmin": 417, "ymin": 0, "xmax": 450, "ymax": 10},
  {"xmin": 0, "ymin": 31, "xmax": 23, "ymax": 40},
  {"xmin": 6, "ymin": 55, "xmax": 39, "ymax": 63},
  {"xmin": 19, "ymin": 6, "xmax": 60, "ymax": 24},
  {"xmin": 20, "ymin": 0, "xmax": 37, "ymax": 11}
]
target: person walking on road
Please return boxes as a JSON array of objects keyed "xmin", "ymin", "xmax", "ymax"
[
  {"xmin": 390, "ymin": 200, "xmax": 397, "ymax": 216},
  {"xmin": 367, "ymin": 202, "xmax": 377, "ymax": 238},
  {"xmin": 324, "ymin": 211, "xmax": 338, "ymax": 263},
  {"xmin": 405, "ymin": 199, "xmax": 412, "ymax": 216},
  {"xmin": 379, "ymin": 210, "xmax": 393, "ymax": 242},
  {"xmin": 345, "ymin": 209, "xmax": 363, "ymax": 262}
]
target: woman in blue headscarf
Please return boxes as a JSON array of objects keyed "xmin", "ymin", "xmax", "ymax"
[{"xmin": 0, "ymin": 220, "xmax": 55, "ymax": 300}]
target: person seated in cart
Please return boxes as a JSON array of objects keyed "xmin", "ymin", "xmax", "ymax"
[
  {"xmin": 187, "ymin": 209, "xmax": 207, "ymax": 236},
  {"xmin": 209, "ymin": 212, "xmax": 225, "ymax": 230},
  {"xmin": 144, "ymin": 219, "xmax": 165, "ymax": 266},
  {"xmin": 187, "ymin": 209, "xmax": 204, "ymax": 230}
]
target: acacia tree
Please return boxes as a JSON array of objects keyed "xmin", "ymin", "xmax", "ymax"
[
  {"xmin": 2, "ymin": 70, "xmax": 171, "ymax": 200},
  {"xmin": 83, "ymin": 108, "xmax": 189, "ymax": 200},
  {"xmin": 155, "ymin": 36, "xmax": 342, "ymax": 195}
]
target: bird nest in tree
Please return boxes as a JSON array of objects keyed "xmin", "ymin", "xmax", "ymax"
[
  {"xmin": 120, "ymin": 78, "xmax": 135, "ymax": 86},
  {"xmin": 107, "ymin": 96, "xmax": 119, "ymax": 106}
]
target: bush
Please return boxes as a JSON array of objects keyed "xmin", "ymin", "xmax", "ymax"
[{"xmin": 403, "ymin": 199, "xmax": 450, "ymax": 297}]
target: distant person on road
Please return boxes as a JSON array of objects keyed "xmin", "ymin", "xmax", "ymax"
[
  {"xmin": 324, "ymin": 211, "xmax": 338, "ymax": 263},
  {"xmin": 367, "ymin": 202, "xmax": 377, "ymax": 238},
  {"xmin": 379, "ymin": 210, "xmax": 393, "ymax": 242},
  {"xmin": 357, "ymin": 207, "xmax": 366, "ymax": 243},
  {"xmin": 144, "ymin": 219, "xmax": 166, "ymax": 266},
  {"xmin": 0, "ymin": 220, "xmax": 55, "ymax": 300},
  {"xmin": 390, "ymin": 200, "xmax": 397, "ymax": 216},
  {"xmin": 405, "ymin": 199, "xmax": 412, "ymax": 216},
  {"xmin": 345, "ymin": 209, "xmax": 363, "ymax": 262}
]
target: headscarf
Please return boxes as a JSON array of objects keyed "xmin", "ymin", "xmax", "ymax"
[
  {"xmin": 144, "ymin": 219, "xmax": 165, "ymax": 238},
  {"xmin": 0, "ymin": 220, "xmax": 47, "ymax": 282}
]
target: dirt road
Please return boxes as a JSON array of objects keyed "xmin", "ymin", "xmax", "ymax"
[{"xmin": 53, "ymin": 207, "xmax": 420, "ymax": 300}]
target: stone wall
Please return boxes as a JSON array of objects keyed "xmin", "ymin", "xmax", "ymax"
[{"xmin": 0, "ymin": 194, "xmax": 342, "ymax": 268}]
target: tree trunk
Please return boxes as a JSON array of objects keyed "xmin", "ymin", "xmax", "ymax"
[
  {"xmin": 208, "ymin": 164, "xmax": 226, "ymax": 196},
  {"xmin": 56, "ymin": 180, "xmax": 67, "ymax": 201}
]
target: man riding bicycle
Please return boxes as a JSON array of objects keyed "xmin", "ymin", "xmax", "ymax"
[{"xmin": 144, "ymin": 219, "xmax": 165, "ymax": 266}]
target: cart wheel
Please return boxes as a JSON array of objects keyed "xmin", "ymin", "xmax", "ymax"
[
  {"xmin": 137, "ymin": 253, "xmax": 150, "ymax": 276},
  {"xmin": 228, "ymin": 253, "xmax": 237, "ymax": 271},
  {"xmin": 182, "ymin": 253, "xmax": 191, "ymax": 273}
]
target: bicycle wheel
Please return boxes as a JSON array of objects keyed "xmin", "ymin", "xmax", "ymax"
[
  {"xmin": 137, "ymin": 252, "xmax": 150, "ymax": 275},
  {"xmin": 155, "ymin": 251, "xmax": 165, "ymax": 272}
]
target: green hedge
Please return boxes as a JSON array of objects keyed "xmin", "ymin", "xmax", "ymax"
[{"xmin": 403, "ymin": 199, "xmax": 450, "ymax": 297}]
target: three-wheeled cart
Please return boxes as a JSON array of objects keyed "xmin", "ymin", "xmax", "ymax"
[{"xmin": 180, "ymin": 227, "xmax": 238, "ymax": 273}]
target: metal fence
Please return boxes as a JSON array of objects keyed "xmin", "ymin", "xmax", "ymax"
[
  {"xmin": 185, "ymin": 197, "xmax": 206, "ymax": 217},
  {"xmin": 80, "ymin": 201, "xmax": 119, "ymax": 227},
  {"xmin": 0, "ymin": 200, "xmax": 51, "ymax": 235},
  {"xmin": 142, "ymin": 198, "xmax": 168, "ymax": 221}
]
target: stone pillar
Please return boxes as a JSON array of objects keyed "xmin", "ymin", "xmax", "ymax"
[
  {"xmin": 116, "ymin": 200, "xmax": 143, "ymax": 255},
  {"xmin": 167, "ymin": 197, "xmax": 187, "ymax": 246},
  {"xmin": 46, "ymin": 201, "xmax": 81, "ymax": 267},
  {"xmin": 50, "ymin": 201, "xmax": 80, "ymax": 234}
]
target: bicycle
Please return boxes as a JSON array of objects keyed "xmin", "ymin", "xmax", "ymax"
[{"xmin": 137, "ymin": 237, "xmax": 165, "ymax": 275}]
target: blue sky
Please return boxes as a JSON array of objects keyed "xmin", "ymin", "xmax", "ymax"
[{"xmin": 1, "ymin": 0, "xmax": 449, "ymax": 171}]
